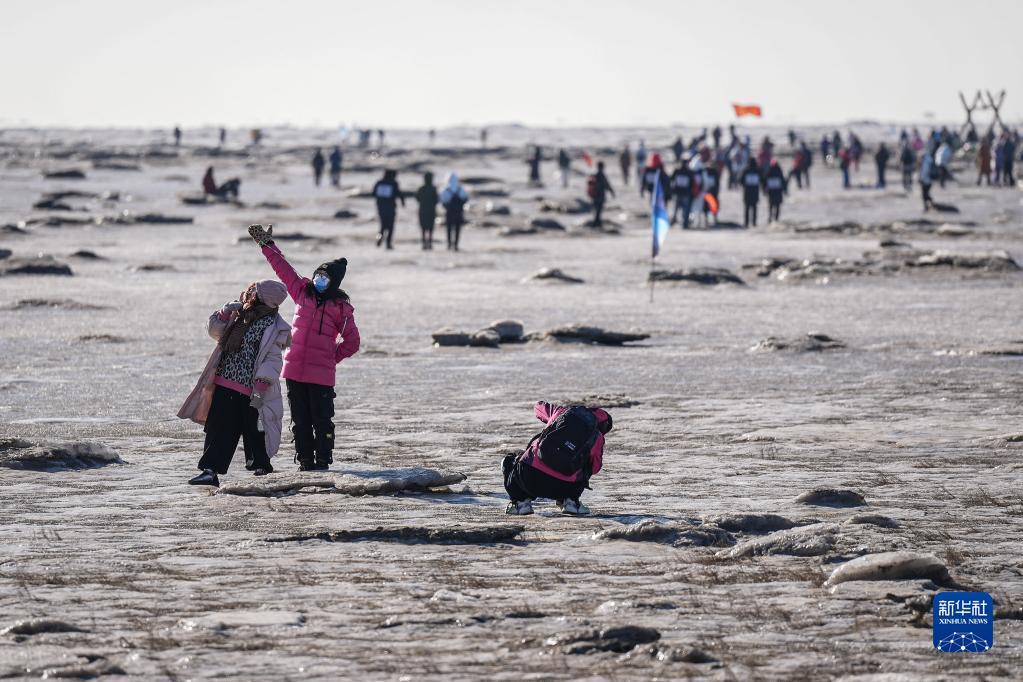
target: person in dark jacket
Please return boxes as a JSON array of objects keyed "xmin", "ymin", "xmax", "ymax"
[
  {"xmin": 440, "ymin": 173, "xmax": 469, "ymax": 251},
  {"xmin": 557, "ymin": 148, "xmax": 571, "ymax": 188},
  {"xmin": 528, "ymin": 145, "xmax": 543, "ymax": 185},
  {"xmin": 670, "ymin": 161, "xmax": 695, "ymax": 228},
  {"xmin": 900, "ymin": 143, "xmax": 917, "ymax": 191},
  {"xmin": 415, "ymin": 172, "xmax": 439, "ymax": 250},
  {"xmin": 702, "ymin": 162, "xmax": 721, "ymax": 225},
  {"xmin": 671, "ymin": 136, "xmax": 684, "ymax": 164},
  {"xmin": 589, "ymin": 161, "xmax": 615, "ymax": 227},
  {"xmin": 503, "ymin": 401, "xmax": 613, "ymax": 516},
  {"xmin": 875, "ymin": 143, "xmax": 891, "ymax": 188},
  {"xmin": 328, "ymin": 146, "xmax": 343, "ymax": 187},
  {"xmin": 741, "ymin": 158, "xmax": 762, "ymax": 227},
  {"xmin": 311, "ymin": 149, "xmax": 325, "ymax": 187},
  {"xmin": 372, "ymin": 170, "xmax": 404, "ymax": 249},
  {"xmin": 765, "ymin": 160, "xmax": 787, "ymax": 222},
  {"xmin": 640, "ymin": 153, "xmax": 670, "ymax": 200},
  {"xmin": 619, "ymin": 144, "xmax": 631, "ymax": 185}
]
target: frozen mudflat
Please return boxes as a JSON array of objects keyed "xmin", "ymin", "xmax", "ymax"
[{"xmin": 1, "ymin": 125, "xmax": 1022, "ymax": 679}]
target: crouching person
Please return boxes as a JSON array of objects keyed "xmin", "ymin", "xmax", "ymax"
[
  {"xmin": 178, "ymin": 280, "xmax": 292, "ymax": 487},
  {"xmin": 503, "ymin": 401, "xmax": 613, "ymax": 516}
]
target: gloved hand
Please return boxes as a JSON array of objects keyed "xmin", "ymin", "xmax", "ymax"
[
  {"xmin": 248, "ymin": 223, "xmax": 274, "ymax": 247},
  {"xmin": 250, "ymin": 391, "xmax": 265, "ymax": 410},
  {"xmin": 219, "ymin": 301, "xmax": 242, "ymax": 319}
]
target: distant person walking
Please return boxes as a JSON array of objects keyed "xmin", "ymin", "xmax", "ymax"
[
  {"xmin": 415, "ymin": 172, "xmax": 438, "ymax": 250},
  {"xmin": 874, "ymin": 142, "xmax": 890, "ymax": 188},
  {"xmin": 1002, "ymin": 134, "xmax": 1016, "ymax": 186},
  {"xmin": 765, "ymin": 160, "xmax": 786, "ymax": 222},
  {"xmin": 899, "ymin": 143, "xmax": 917, "ymax": 191},
  {"xmin": 741, "ymin": 158, "xmax": 762, "ymax": 227},
  {"xmin": 850, "ymin": 133, "xmax": 863, "ymax": 173},
  {"xmin": 619, "ymin": 144, "xmax": 632, "ymax": 185},
  {"xmin": 219, "ymin": 128, "xmax": 227, "ymax": 147},
  {"xmin": 635, "ymin": 141, "xmax": 648, "ymax": 192},
  {"xmin": 587, "ymin": 161, "xmax": 615, "ymax": 228},
  {"xmin": 799, "ymin": 141, "xmax": 813, "ymax": 188},
  {"xmin": 311, "ymin": 149, "xmax": 325, "ymax": 187},
  {"xmin": 935, "ymin": 139, "xmax": 953, "ymax": 188},
  {"xmin": 639, "ymin": 153, "xmax": 669, "ymax": 201},
  {"xmin": 976, "ymin": 138, "xmax": 992, "ymax": 186},
  {"xmin": 440, "ymin": 173, "xmax": 469, "ymax": 251},
  {"xmin": 838, "ymin": 147, "xmax": 852, "ymax": 188},
  {"xmin": 670, "ymin": 161, "xmax": 695, "ymax": 228},
  {"xmin": 557, "ymin": 148, "xmax": 571, "ymax": 188},
  {"xmin": 920, "ymin": 146, "xmax": 936, "ymax": 212},
  {"xmin": 672, "ymin": 136, "xmax": 684, "ymax": 164},
  {"xmin": 329, "ymin": 146, "xmax": 343, "ymax": 187},
  {"xmin": 373, "ymin": 169, "xmax": 404, "ymax": 249},
  {"xmin": 528, "ymin": 145, "xmax": 543, "ymax": 185},
  {"xmin": 173, "ymin": 126, "xmax": 182, "ymax": 147}
]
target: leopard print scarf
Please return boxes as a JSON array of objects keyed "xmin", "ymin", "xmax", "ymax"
[{"xmin": 220, "ymin": 303, "xmax": 277, "ymax": 354}]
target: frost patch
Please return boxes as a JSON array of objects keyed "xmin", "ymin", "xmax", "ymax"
[
  {"xmin": 0, "ymin": 438, "xmax": 123, "ymax": 471},
  {"xmin": 217, "ymin": 467, "xmax": 466, "ymax": 497}
]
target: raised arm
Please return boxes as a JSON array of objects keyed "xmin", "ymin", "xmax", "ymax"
[
  {"xmin": 206, "ymin": 302, "xmax": 240, "ymax": 341},
  {"xmin": 334, "ymin": 309, "xmax": 361, "ymax": 363},
  {"xmin": 248, "ymin": 224, "xmax": 307, "ymax": 302}
]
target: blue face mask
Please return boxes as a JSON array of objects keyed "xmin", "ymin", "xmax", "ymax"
[{"xmin": 313, "ymin": 273, "xmax": 330, "ymax": 293}]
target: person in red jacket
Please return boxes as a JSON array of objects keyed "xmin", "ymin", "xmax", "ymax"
[
  {"xmin": 248, "ymin": 224, "xmax": 361, "ymax": 471},
  {"xmin": 503, "ymin": 401, "xmax": 613, "ymax": 516}
]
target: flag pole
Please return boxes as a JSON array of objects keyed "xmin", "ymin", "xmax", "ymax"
[{"xmin": 649, "ymin": 254, "xmax": 655, "ymax": 303}]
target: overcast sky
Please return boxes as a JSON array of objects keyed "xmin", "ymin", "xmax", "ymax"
[{"xmin": 3, "ymin": 0, "xmax": 1020, "ymax": 129}]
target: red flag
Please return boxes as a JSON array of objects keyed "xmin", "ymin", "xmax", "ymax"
[
  {"xmin": 732, "ymin": 103, "xmax": 763, "ymax": 118},
  {"xmin": 581, "ymin": 151, "xmax": 593, "ymax": 167}
]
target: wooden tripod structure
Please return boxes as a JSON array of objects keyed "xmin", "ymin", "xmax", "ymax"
[{"xmin": 959, "ymin": 90, "xmax": 1008, "ymax": 139}]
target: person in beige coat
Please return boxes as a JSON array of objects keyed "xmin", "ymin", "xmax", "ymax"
[{"xmin": 178, "ymin": 279, "xmax": 291, "ymax": 487}]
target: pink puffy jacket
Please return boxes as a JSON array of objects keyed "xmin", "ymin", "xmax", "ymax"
[
  {"xmin": 519, "ymin": 401, "xmax": 610, "ymax": 483},
  {"xmin": 261, "ymin": 244, "xmax": 360, "ymax": 386}
]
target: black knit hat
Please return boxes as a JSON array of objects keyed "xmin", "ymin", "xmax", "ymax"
[{"xmin": 316, "ymin": 257, "xmax": 347, "ymax": 284}]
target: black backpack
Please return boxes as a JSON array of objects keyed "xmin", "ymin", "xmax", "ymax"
[{"xmin": 530, "ymin": 406, "xmax": 599, "ymax": 478}]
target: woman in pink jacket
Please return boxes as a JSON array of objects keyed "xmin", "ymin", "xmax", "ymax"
[
  {"xmin": 503, "ymin": 401, "xmax": 613, "ymax": 516},
  {"xmin": 248, "ymin": 224, "xmax": 361, "ymax": 471},
  {"xmin": 178, "ymin": 279, "xmax": 291, "ymax": 486}
]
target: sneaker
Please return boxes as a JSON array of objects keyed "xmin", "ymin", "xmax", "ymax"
[
  {"xmin": 559, "ymin": 498, "xmax": 590, "ymax": 516},
  {"xmin": 188, "ymin": 469, "xmax": 220, "ymax": 487},
  {"xmin": 505, "ymin": 500, "xmax": 534, "ymax": 515},
  {"xmin": 297, "ymin": 460, "xmax": 316, "ymax": 472}
]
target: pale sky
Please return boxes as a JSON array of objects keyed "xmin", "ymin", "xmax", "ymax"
[{"xmin": 2, "ymin": 0, "xmax": 1020, "ymax": 129}]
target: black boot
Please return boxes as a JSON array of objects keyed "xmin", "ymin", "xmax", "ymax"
[{"xmin": 189, "ymin": 469, "xmax": 220, "ymax": 487}]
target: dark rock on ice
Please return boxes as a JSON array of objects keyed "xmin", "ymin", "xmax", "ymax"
[
  {"xmin": 482, "ymin": 320, "xmax": 525, "ymax": 343},
  {"xmin": 0, "ymin": 248, "xmax": 10, "ymax": 260},
  {"xmin": 547, "ymin": 625, "xmax": 661, "ymax": 654},
  {"xmin": 78, "ymin": 334, "xmax": 128, "ymax": 343},
  {"xmin": 751, "ymin": 333, "xmax": 846, "ymax": 353},
  {"xmin": 6, "ymin": 298, "xmax": 106, "ymax": 310},
  {"xmin": 483, "ymin": 201, "xmax": 511, "ymax": 215},
  {"xmin": 130, "ymin": 263, "xmax": 176, "ymax": 272},
  {"xmin": 333, "ymin": 209, "xmax": 359, "ymax": 219},
  {"xmin": 474, "ymin": 188, "xmax": 510, "ymax": 198},
  {"xmin": 0, "ymin": 255, "xmax": 73, "ymax": 276},
  {"xmin": 131, "ymin": 213, "xmax": 194, "ymax": 225},
  {"xmin": 218, "ymin": 467, "xmax": 466, "ymax": 497},
  {"xmin": 621, "ymin": 643, "xmax": 718, "ymax": 664},
  {"xmin": 267, "ymin": 524, "xmax": 523, "ymax": 545},
  {"xmin": 529, "ymin": 217, "xmax": 566, "ymax": 231},
  {"xmin": 593, "ymin": 520, "xmax": 681, "ymax": 543},
  {"xmin": 530, "ymin": 325, "xmax": 649, "ymax": 346},
  {"xmin": 527, "ymin": 267, "xmax": 584, "ymax": 284},
  {"xmin": 69, "ymin": 250, "xmax": 104, "ymax": 260},
  {"xmin": 432, "ymin": 330, "xmax": 473, "ymax": 347},
  {"xmin": 43, "ymin": 169, "xmax": 86, "ymax": 180},
  {"xmin": 903, "ymin": 249, "xmax": 1019, "ymax": 271},
  {"xmin": 2, "ymin": 619, "xmax": 86, "ymax": 636},
  {"xmin": 458, "ymin": 175, "xmax": 503, "ymax": 186},
  {"xmin": 539, "ymin": 198, "xmax": 591, "ymax": 215},
  {"xmin": 0, "ymin": 438, "xmax": 123, "ymax": 471},
  {"xmin": 794, "ymin": 487, "xmax": 867, "ymax": 507},
  {"xmin": 470, "ymin": 329, "xmax": 501, "ymax": 348},
  {"xmin": 648, "ymin": 268, "xmax": 745, "ymax": 285}
]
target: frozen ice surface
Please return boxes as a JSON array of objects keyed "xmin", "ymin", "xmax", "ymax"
[{"xmin": 1, "ymin": 125, "xmax": 1022, "ymax": 679}]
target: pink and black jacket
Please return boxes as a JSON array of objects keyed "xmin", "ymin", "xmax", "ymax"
[{"xmin": 519, "ymin": 401, "xmax": 611, "ymax": 483}]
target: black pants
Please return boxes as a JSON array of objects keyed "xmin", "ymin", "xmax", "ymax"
[
  {"xmin": 673, "ymin": 194, "xmax": 691, "ymax": 228},
  {"xmin": 788, "ymin": 168, "xmax": 802, "ymax": 189},
  {"xmin": 378, "ymin": 208, "xmax": 396, "ymax": 248},
  {"xmin": 877, "ymin": 164, "xmax": 886, "ymax": 188},
  {"xmin": 1005, "ymin": 162, "xmax": 1015, "ymax": 186},
  {"xmin": 314, "ymin": 169, "xmax": 323, "ymax": 186},
  {"xmin": 286, "ymin": 379, "xmax": 335, "ymax": 466},
  {"xmin": 921, "ymin": 182, "xmax": 933, "ymax": 209},
  {"xmin": 330, "ymin": 169, "xmax": 341, "ymax": 187},
  {"xmin": 768, "ymin": 192, "xmax": 783, "ymax": 221},
  {"xmin": 419, "ymin": 211, "xmax": 435, "ymax": 249},
  {"xmin": 446, "ymin": 217, "xmax": 463, "ymax": 250},
  {"xmin": 502, "ymin": 455, "xmax": 585, "ymax": 504},
  {"xmin": 593, "ymin": 197, "xmax": 605, "ymax": 226},
  {"xmin": 744, "ymin": 199, "xmax": 758, "ymax": 227},
  {"xmin": 902, "ymin": 169, "xmax": 913, "ymax": 191},
  {"xmin": 198, "ymin": 386, "xmax": 270, "ymax": 475}
]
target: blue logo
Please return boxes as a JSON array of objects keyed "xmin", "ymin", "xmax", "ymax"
[{"xmin": 933, "ymin": 592, "xmax": 993, "ymax": 652}]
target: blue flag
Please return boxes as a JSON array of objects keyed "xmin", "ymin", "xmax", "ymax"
[{"xmin": 651, "ymin": 173, "xmax": 670, "ymax": 258}]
